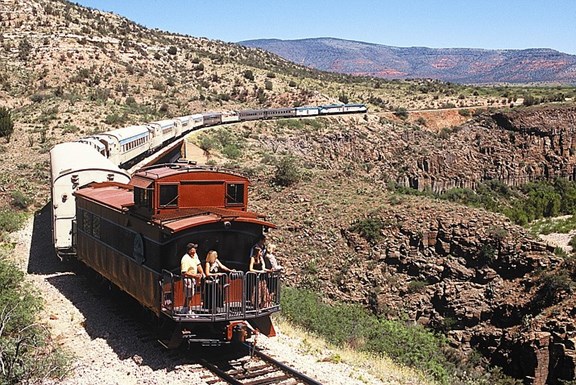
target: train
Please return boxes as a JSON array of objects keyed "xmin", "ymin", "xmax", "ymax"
[
  {"xmin": 73, "ymin": 163, "xmax": 280, "ymax": 346},
  {"xmin": 76, "ymin": 103, "xmax": 367, "ymax": 168},
  {"xmin": 51, "ymin": 103, "xmax": 367, "ymax": 256},
  {"xmin": 49, "ymin": 102, "xmax": 367, "ymax": 346}
]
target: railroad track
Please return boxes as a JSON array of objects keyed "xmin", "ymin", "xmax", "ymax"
[{"xmin": 199, "ymin": 343, "xmax": 323, "ymax": 385}]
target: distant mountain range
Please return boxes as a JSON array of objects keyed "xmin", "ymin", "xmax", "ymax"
[{"xmin": 239, "ymin": 38, "xmax": 576, "ymax": 84}]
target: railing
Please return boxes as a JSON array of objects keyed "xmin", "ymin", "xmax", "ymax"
[{"xmin": 160, "ymin": 270, "xmax": 281, "ymax": 321}]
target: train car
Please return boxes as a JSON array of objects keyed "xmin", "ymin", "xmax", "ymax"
[
  {"xmin": 175, "ymin": 115, "xmax": 195, "ymax": 137},
  {"xmin": 202, "ymin": 112, "xmax": 222, "ymax": 127},
  {"xmin": 149, "ymin": 119, "xmax": 180, "ymax": 144},
  {"xmin": 77, "ymin": 136, "xmax": 107, "ymax": 156},
  {"xmin": 264, "ymin": 107, "xmax": 296, "ymax": 119},
  {"xmin": 342, "ymin": 103, "xmax": 368, "ymax": 113},
  {"xmin": 295, "ymin": 106, "xmax": 320, "ymax": 116},
  {"xmin": 318, "ymin": 104, "xmax": 347, "ymax": 114},
  {"xmin": 190, "ymin": 113, "xmax": 204, "ymax": 130},
  {"xmin": 84, "ymin": 125, "xmax": 151, "ymax": 167},
  {"xmin": 73, "ymin": 163, "xmax": 281, "ymax": 347},
  {"xmin": 238, "ymin": 109, "xmax": 265, "ymax": 121},
  {"xmin": 319, "ymin": 103, "xmax": 368, "ymax": 115},
  {"xmin": 50, "ymin": 142, "xmax": 130, "ymax": 258},
  {"xmin": 221, "ymin": 111, "xmax": 240, "ymax": 124}
]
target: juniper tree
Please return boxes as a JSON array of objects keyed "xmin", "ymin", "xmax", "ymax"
[{"xmin": 0, "ymin": 106, "xmax": 14, "ymax": 142}]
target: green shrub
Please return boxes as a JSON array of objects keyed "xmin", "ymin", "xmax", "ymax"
[
  {"xmin": 350, "ymin": 216, "xmax": 384, "ymax": 244},
  {"xmin": 0, "ymin": 258, "xmax": 70, "ymax": 383},
  {"xmin": 61, "ymin": 124, "xmax": 80, "ymax": 134},
  {"xmin": 0, "ymin": 209, "xmax": 26, "ymax": 233},
  {"xmin": 243, "ymin": 70, "xmax": 254, "ymax": 81},
  {"xmin": 273, "ymin": 156, "xmax": 301, "ymax": 187},
  {"xmin": 10, "ymin": 190, "xmax": 32, "ymax": 209},
  {"xmin": 221, "ymin": 143, "xmax": 242, "ymax": 159},
  {"xmin": 533, "ymin": 272, "xmax": 574, "ymax": 309},
  {"xmin": 0, "ymin": 107, "xmax": 15, "ymax": 141},
  {"xmin": 407, "ymin": 279, "xmax": 428, "ymax": 293},
  {"xmin": 393, "ymin": 107, "xmax": 409, "ymax": 119},
  {"xmin": 569, "ymin": 235, "xmax": 576, "ymax": 250}
]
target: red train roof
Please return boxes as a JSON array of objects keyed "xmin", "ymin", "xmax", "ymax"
[{"xmin": 74, "ymin": 169, "xmax": 275, "ymax": 233}]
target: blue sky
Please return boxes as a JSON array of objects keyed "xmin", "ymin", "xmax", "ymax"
[{"xmin": 74, "ymin": 1, "xmax": 576, "ymax": 55}]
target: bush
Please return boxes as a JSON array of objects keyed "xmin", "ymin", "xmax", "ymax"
[
  {"xmin": 0, "ymin": 209, "xmax": 26, "ymax": 234},
  {"xmin": 221, "ymin": 143, "xmax": 242, "ymax": 159},
  {"xmin": 338, "ymin": 93, "xmax": 349, "ymax": 104},
  {"xmin": 350, "ymin": 216, "xmax": 384, "ymax": 244},
  {"xmin": 0, "ymin": 107, "xmax": 15, "ymax": 141},
  {"xmin": 393, "ymin": 107, "xmax": 409, "ymax": 119},
  {"xmin": 0, "ymin": 258, "xmax": 69, "ymax": 383},
  {"xmin": 10, "ymin": 190, "xmax": 32, "ymax": 210},
  {"xmin": 273, "ymin": 156, "xmax": 301, "ymax": 187},
  {"xmin": 532, "ymin": 272, "xmax": 573, "ymax": 309},
  {"xmin": 243, "ymin": 70, "xmax": 254, "ymax": 81},
  {"xmin": 125, "ymin": 96, "xmax": 137, "ymax": 106}
]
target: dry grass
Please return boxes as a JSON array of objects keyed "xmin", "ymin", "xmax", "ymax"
[{"xmin": 270, "ymin": 316, "xmax": 434, "ymax": 385}]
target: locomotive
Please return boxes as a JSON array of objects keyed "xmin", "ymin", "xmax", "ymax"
[{"xmin": 74, "ymin": 163, "xmax": 280, "ymax": 346}]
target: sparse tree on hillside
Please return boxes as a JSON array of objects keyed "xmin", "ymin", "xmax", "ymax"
[
  {"xmin": 18, "ymin": 38, "xmax": 32, "ymax": 61},
  {"xmin": 243, "ymin": 70, "xmax": 254, "ymax": 81},
  {"xmin": 274, "ymin": 156, "xmax": 301, "ymax": 187},
  {"xmin": 0, "ymin": 106, "xmax": 14, "ymax": 142}
]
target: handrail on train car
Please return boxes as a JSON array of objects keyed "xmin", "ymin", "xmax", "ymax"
[{"xmin": 160, "ymin": 269, "xmax": 281, "ymax": 321}]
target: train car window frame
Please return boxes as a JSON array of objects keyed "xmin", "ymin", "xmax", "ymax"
[
  {"xmin": 225, "ymin": 183, "xmax": 244, "ymax": 206},
  {"xmin": 134, "ymin": 187, "xmax": 153, "ymax": 210},
  {"xmin": 159, "ymin": 183, "xmax": 179, "ymax": 208}
]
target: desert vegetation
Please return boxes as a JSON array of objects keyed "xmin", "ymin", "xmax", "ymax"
[{"xmin": 2, "ymin": 0, "xmax": 576, "ymax": 383}]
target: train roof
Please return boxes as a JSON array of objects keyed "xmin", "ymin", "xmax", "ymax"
[
  {"xmin": 130, "ymin": 163, "xmax": 249, "ymax": 188},
  {"xmin": 74, "ymin": 182, "xmax": 275, "ymax": 232},
  {"xmin": 97, "ymin": 125, "xmax": 150, "ymax": 141},
  {"xmin": 148, "ymin": 119, "xmax": 176, "ymax": 129},
  {"xmin": 50, "ymin": 142, "xmax": 130, "ymax": 184}
]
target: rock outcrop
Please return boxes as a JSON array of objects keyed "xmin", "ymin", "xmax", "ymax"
[{"xmin": 248, "ymin": 105, "xmax": 576, "ymax": 384}]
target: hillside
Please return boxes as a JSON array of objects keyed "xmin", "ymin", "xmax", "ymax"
[
  {"xmin": 1, "ymin": 0, "xmax": 576, "ymax": 384},
  {"xmin": 240, "ymin": 38, "xmax": 576, "ymax": 84}
]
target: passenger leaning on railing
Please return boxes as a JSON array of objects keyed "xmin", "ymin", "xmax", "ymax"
[
  {"xmin": 204, "ymin": 250, "xmax": 236, "ymax": 311},
  {"xmin": 180, "ymin": 242, "xmax": 204, "ymax": 312},
  {"xmin": 249, "ymin": 246, "xmax": 272, "ymax": 308},
  {"xmin": 205, "ymin": 250, "xmax": 236, "ymax": 277}
]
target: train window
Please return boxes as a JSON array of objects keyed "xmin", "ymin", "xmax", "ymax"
[
  {"xmin": 81, "ymin": 210, "xmax": 92, "ymax": 234},
  {"xmin": 159, "ymin": 184, "xmax": 178, "ymax": 208},
  {"xmin": 92, "ymin": 215, "xmax": 101, "ymax": 239},
  {"xmin": 134, "ymin": 187, "xmax": 153, "ymax": 210},
  {"xmin": 226, "ymin": 183, "xmax": 244, "ymax": 206}
]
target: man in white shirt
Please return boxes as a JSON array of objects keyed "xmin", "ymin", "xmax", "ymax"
[{"xmin": 180, "ymin": 242, "xmax": 204, "ymax": 312}]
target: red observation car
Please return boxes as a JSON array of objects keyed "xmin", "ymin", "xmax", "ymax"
[{"xmin": 74, "ymin": 163, "xmax": 280, "ymax": 347}]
